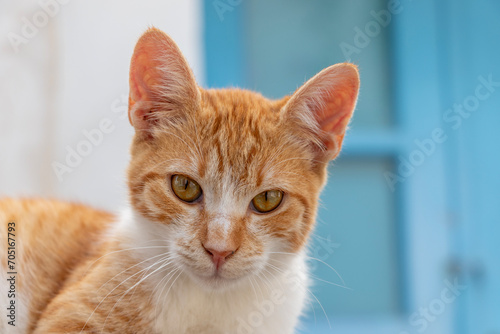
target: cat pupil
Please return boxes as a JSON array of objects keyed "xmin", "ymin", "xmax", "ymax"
[
  {"xmin": 184, "ymin": 179, "xmax": 188, "ymax": 190},
  {"xmin": 265, "ymin": 191, "xmax": 268, "ymax": 201}
]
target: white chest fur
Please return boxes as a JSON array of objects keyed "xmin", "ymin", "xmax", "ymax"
[{"xmin": 152, "ymin": 260, "xmax": 308, "ymax": 334}]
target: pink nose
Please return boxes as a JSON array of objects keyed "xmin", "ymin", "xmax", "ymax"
[{"xmin": 203, "ymin": 245, "xmax": 236, "ymax": 270}]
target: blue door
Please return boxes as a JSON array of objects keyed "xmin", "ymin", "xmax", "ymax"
[
  {"xmin": 433, "ymin": 1, "xmax": 500, "ymax": 333},
  {"xmin": 203, "ymin": 1, "xmax": 500, "ymax": 333}
]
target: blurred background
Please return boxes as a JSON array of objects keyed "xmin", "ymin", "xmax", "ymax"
[{"xmin": 1, "ymin": 0, "xmax": 499, "ymax": 333}]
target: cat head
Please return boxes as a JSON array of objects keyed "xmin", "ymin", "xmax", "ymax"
[{"xmin": 126, "ymin": 28, "xmax": 359, "ymax": 290}]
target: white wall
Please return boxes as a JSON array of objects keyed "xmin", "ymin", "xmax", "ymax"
[{"xmin": 0, "ymin": 0, "xmax": 204, "ymax": 211}]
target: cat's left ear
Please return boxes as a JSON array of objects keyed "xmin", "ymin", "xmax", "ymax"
[{"xmin": 282, "ymin": 63, "xmax": 359, "ymax": 160}]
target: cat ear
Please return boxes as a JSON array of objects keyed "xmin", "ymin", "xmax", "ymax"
[
  {"xmin": 282, "ymin": 63, "xmax": 359, "ymax": 160},
  {"xmin": 128, "ymin": 27, "xmax": 200, "ymax": 135}
]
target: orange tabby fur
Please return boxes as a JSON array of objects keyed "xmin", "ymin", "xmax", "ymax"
[
  {"xmin": 0, "ymin": 199, "xmax": 114, "ymax": 332},
  {"xmin": 0, "ymin": 27, "xmax": 359, "ymax": 333}
]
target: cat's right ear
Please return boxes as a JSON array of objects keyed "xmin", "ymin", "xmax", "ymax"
[{"xmin": 128, "ymin": 28, "xmax": 200, "ymax": 136}]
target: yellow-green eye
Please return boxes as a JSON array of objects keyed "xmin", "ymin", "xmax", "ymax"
[
  {"xmin": 252, "ymin": 190, "xmax": 283, "ymax": 213},
  {"xmin": 171, "ymin": 175, "xmax": 202, "ymax": 203}
]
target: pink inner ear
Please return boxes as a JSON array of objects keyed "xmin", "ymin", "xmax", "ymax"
[
  {"xmin": 129, "ymin": 51, "xmax": 158, "ymax": 130},
  {"xmin": 317, "ymin": 88, "xmax": 358, "ymax": 136},
  {"xmin": 130, "ymin": 53, "xmax": 157, "ymax": 103},
  {"xmin": 129, "ymin": 34, "xmax": 167, "ymax": 109},
  {"xmin": 127, "ymin": 28, "xmax": 199, "ymax": 133},
  {"xmin": 285, "ymin": 63, "xmax": 359, "ymax": 159}
]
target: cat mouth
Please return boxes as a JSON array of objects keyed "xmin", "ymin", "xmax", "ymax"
[
  {"xmin": 177, "ymin": 252, "xmax": 256, "ymax": 288},
  {"xmin": 200, "ymin": 274, "xmax": 242, "ymax": 290},
  {"xmin": 190, "ymin": 267, "xmax": 246, "ymax": 289},
  {"xmin": 202, "ymin": 269, "xmax": 238, "ymax": 281}
]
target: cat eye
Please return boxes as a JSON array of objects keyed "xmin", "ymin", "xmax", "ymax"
[
  {"xmin": 251, "ymin": 190, "xmax": 283, "ymax": 213},
  {"xmin": 171, "ymin": 175, "xmax": 202, "ymax": 203}
]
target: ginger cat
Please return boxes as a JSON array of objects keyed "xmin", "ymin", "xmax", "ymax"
[{"xmin": 0, "ymin": 28, "xmax": 359, "ymax": 333}]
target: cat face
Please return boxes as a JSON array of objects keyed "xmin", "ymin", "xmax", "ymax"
[{"xmin": 126, "ymin": 28, "xmax": 359, "ymax": 290}]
